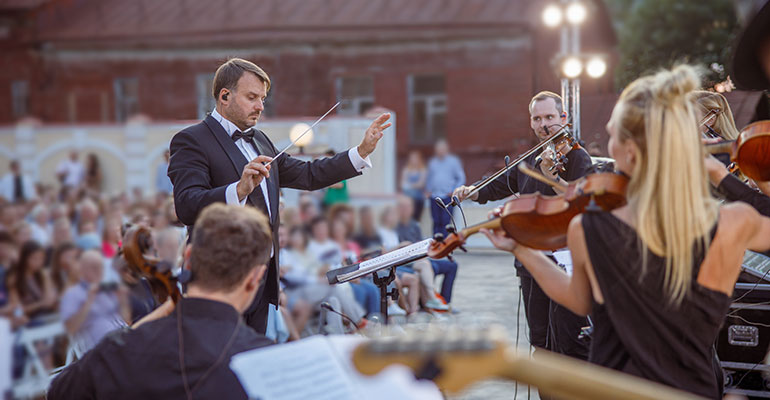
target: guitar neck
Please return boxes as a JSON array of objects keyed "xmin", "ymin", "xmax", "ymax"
[{"xmin": 497, "ymin": 348, "xmax": 701, "ymax": 400}]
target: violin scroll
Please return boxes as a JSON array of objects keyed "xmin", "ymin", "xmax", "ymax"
[{"xmin": 122, "ymin": 225, "xmax": 181, "ymax": 304}]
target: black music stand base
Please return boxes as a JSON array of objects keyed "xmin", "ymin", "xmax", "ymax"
[{"xmin": 372, "ymin": 266, "xmax": 399, "ymax": 325}]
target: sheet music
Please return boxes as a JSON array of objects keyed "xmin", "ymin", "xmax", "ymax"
[
  {"xmin": 337, "ymin": 239, "xmax": 432, "ymax": 282},
  {"xmin": 229, "ymin": 335, "xmax": 442, "ymax": 400}
]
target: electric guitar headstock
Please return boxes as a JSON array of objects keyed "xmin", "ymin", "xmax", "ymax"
[{"xmin": 352, "ymin": 325, "xmax": 703, "ymax": 400}]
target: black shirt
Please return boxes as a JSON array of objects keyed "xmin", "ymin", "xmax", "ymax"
[
  {"xmin": 475, "ymin": 147, "xmax": 593, "ymax": 275},
  {"xmin": 583, "ymin": 212, "xmax": 728, "ymax": 399},
  {"xmin": 716, "ymin": 173, "xmax": 770, "ymax": 217},
  {"xmin": 48, "ymin": 297, "xmax": 273, "ymax": 400}
]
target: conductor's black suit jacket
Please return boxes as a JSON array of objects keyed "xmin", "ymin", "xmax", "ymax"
[{"xmin": 168, "ymin": 115, "xmax": 361, "ymax": 307}]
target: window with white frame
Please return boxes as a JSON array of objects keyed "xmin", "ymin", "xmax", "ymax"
[
  {"xmin": 336, "ymin": 76, "xmax": 374, "ymax": 116},
  {"xmin": 196, "ymin": 73, "xmax": 215, "ymax": 119},
  {"xmin": 408, "ymin": 75, "xmax": 446, "ymax": 142},
  {"xmin": 11, "ymin": 80, "xmax": 29, "ymax": 118},
  {"xmin": 114, "ymin": 78, "xmax": 139, "ymax": 122}
]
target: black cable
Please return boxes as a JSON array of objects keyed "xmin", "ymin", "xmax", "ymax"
[
  {"xmin": 451, "ymin": 195, "xmax": 467, "ymax": 229},
  {"xmin": 504, "ymin": 155, "xmax": 516, "ymax": 196},
  {"xmin": 433, "ymin": 197, "xmax": 458, "ymax": 233},
  {"xmin": 732, "ymin": 268, "xmax": 770, "ymax": 304}
]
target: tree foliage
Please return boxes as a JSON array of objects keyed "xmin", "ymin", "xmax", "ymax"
[{"xmin": 606, "ymin": 0, "xmax": 738, "ymax": 89}]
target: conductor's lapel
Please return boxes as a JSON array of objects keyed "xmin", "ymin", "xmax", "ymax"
[
  {"xmin": 252, "ymin": 130, "xmax": 279, "ymax": 223},
  {"xmin": 203, "ymin": 116, "xmax": 268, "ymax": 212}
]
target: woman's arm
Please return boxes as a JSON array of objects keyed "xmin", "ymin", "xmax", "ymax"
[{"xmin": 481, "ymin": 216, "xmax": 594, "ymax": 316}]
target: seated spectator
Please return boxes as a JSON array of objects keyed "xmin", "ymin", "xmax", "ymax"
[
  {"xmin": 16, "ymin": 241, "xmax": 57, "ymax": 320},
  {"xmin": 75, "ymin": 222, "xmax": 102, "ymax": 252},
  {"xmin": 353, "ymin": 206, "xmax": 382, "ymax": 252},
  {"xmin": 281, "ymin": 225, "xmax": 366, "ymax": 333},
  {"xmin": 101, "ymin": 216, "xmax": 122, "ymax": 259},
  {"xmin": 396, "ymin": 195, "xmax": 458, "ymax": 305},
  {"xmin": 60, "ymin": 250, "xmax": 130, "ymax": 357},
  {"xmin": 51, "ymin": 242, "xmax": 79, "ymax": 293},
  {"xmin": 52, "ymin": 217, "xmax": 74, "ymax": 248},
  {"xmin": 0, "ymin": 231, "xmax": 26, "ymax": 329},
  {"xmin": 12, "ymin": 221, "xmax": 32, "ymax": 246},
  {"xmin": 331, "ymin": 218, "xmax": 379, "ymax": 317},
  {"xmin": 307, "ymin": 217, "xmax": 343, "ymax": 269},
  {"xmin": 29, "ymin": 204, "xmax": 51, "ymax": 246}
]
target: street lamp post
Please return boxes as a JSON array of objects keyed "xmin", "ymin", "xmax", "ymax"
[{"xmin": 542, "ymin": 1, "xmax": 606, "ymax": 143}]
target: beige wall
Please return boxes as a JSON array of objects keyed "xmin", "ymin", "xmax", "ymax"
[{"xmin": 0, "ymin": 115, "xmax": 396, "ymax": 198}]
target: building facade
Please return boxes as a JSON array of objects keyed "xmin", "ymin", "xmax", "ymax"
[{"xmin": 0, "ymin": 0, "xmax": 618, "ymax": 179}]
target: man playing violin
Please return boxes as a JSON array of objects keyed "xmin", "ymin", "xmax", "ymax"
[
  {"xmin": 48, "ymin": 204, "xmax": 273, "ymax": 400},
  {"xmin": 453, "ymin": 91, "xmax": 593, "ymax": 364}
]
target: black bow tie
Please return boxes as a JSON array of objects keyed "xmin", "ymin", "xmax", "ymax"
[{"xmin": 232, "ymin": 130, "xmax": 255, "ymax": 143}]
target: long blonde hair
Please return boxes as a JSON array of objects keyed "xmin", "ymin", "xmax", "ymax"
[
  {"xmin": 610, "ymin": 65, "xmax": 719, "ymax": 304},
  {"xmin": 692, "ymin": 90, "xmax": 740, "ymax": 140}
]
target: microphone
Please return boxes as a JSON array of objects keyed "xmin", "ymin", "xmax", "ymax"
[
  {"xmin": 435, "ymin": 196, "xmax": 449, "ymax": 208},
  {"xmin": 320, "ymin": 302, "xmax": 361, "ymax": 332}
]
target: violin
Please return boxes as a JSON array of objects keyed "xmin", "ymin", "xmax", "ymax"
[
  {"xmin": 122, "ymin": 225, "xmax": 181, "ymax": 304},
  {"xmin": 429, "ymin": 169, "xmax": 628, "ymax": 257},
  {"xmin": 706, "ymin": 120, "xmax": 770, "ymax": 181},
  {"xmin": 537, "ymin": 129, "xmax": 581, "ymax": 173}
]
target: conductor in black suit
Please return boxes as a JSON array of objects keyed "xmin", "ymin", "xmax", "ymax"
[{"xmin": 168, "ymin": 58, "xmax": 391, "ymax": 334}]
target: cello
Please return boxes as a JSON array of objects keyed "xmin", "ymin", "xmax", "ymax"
[{"xmin": 122, "ymin": 225, "xmax": 181, "ymax": 304}]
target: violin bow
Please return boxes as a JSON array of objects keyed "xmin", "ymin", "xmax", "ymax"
[
  {"xmin": 264, "ymin": 101, "xmax": 341, "ymax": 167},
  {"xmin": 449, "ymin": 123, "xmax": 571, "ymax": 207}
]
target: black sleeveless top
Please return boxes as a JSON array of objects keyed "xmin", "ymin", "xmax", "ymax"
[{"xmin": 583, "ymin": 212, "xmax": 730, "ymax": 399}]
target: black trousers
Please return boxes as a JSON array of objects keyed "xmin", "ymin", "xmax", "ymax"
[{"xmin": 519, "ymin": 274, "xmax": 589, "ymax": 360}]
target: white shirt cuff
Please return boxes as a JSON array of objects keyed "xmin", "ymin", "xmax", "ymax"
[
  {"xmin": 348, "ymin": 147, "xmax": 372, "ymax": 172},
  {"xmin": 226, "ymin": 182, "xmax": 247, "ymax": 206}
]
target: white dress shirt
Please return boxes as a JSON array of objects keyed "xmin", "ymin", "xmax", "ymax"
[{"xmin": 210, "ymin": 108, "xmax": 373, "ymax": 216}]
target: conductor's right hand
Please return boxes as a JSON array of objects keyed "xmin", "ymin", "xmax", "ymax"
[
  {"xmin": 236, "ymin": 155, "xmax": 272, "ymax": 201},
  {"xmin": 452, "ymin": 185, "xmax": 478, "ymax": 202}
]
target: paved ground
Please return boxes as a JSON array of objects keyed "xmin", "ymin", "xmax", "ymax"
[{"xmin": 442, "ymin": 250, "xmax": 541, "ymax": 400}]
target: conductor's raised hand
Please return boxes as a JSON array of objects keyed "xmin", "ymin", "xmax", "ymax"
[
  {"xmin": 358, "ymin": 113, "xmax": 392, "ymax": 159},
  {"xmin": 236, "ymin": 155, "xmax": 272, "ymax": 201}
]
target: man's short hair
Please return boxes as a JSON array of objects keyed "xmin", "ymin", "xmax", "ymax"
[
  {"xmin": 528, "ymin": 91, "xmax": 564, "ymax": 115},
  {"xmin": 190, "ymin": 204, "xmax": 272, "ymax": 291},
  {"xmin": 212, "ymin": 58, "xmax": 271, "ymax": 100}
]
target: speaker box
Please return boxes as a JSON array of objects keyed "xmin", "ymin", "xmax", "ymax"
[{"xmin": 718, "ymin": 281, "xmax": 770, "ymax": 398}]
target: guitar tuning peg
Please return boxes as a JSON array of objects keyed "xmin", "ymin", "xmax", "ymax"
[
  {"xmin": 459, "ymin": 245, "xmax": 467, "ymax": 253},
  {"xmin": 445, "ymin": 224, "xmax": 456, "ymax": 234},
  {"xmin": 433, "ymin": 232, "xmax": 445, "ymax": 243},
  {"xmin": 447, "ymin": 254, "xmax": 454, "ymax": 262}
]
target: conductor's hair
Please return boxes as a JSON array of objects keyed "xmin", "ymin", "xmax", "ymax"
[
  {"xmin": 212, "ymin": 58, "xmax": 271, "ymax": 100},
  {"xmin": 189, "ymin": 203, "xmax": 272, "ymax": 291}
]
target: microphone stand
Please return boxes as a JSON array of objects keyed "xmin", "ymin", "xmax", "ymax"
[{"xmin": 320, "ymin": 302, "xmax": 361, "ymax": 333}]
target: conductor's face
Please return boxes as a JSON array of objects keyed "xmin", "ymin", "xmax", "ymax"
[{"xmin": 224, "ymin": 72, "xmax": 267, "ymax": 131}]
